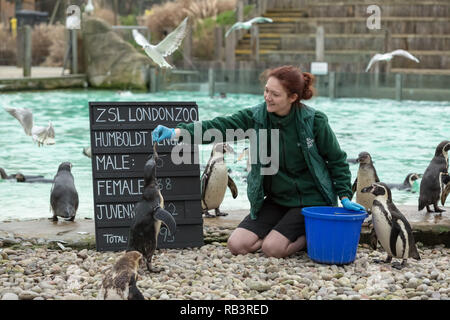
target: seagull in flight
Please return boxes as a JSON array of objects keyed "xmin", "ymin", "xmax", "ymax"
[
  {"xmin": 4, "ymin": 107, "xmax": 55, "ymax": 147},
  {"xmin": 225, "ymin": 17, "xmax": 273, "ymax": 38},
  {"xmin": 365, "ymin": 49, "xmax": 420, "ymax": 72},
  {"xmin": 132, "ymin": 17, "xmax": 188, "ymax": 69}
]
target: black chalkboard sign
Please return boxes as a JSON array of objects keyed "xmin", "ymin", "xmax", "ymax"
[{"xmin": 89, "ymin": 102, "xmax": 203, "ymax": 252}]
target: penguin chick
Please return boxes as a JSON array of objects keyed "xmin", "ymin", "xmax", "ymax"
[
  {"xmin": 98, "ymin": 251, "xmax": 145, "ymax": 300},
  {"xmin": 386, "ymin": 173, "xmax": 422, "ymax": 192},
  {"xmin": 361, "ymin": 182, "xmax": 420, "ymax": 270},
  {"xmin": 419, "ymin": 140, "xmax": 450, "ymax": 213},
  {"xmin": 439, "ymin": 172, "xmax": 450, "ymax": 206},
  {"xmin": 127, "ymin": 144, "xmax": 176, "ymax": 272},
  {"xmin": 201, "ymin": 142, "xmax": 238, "ymax": 218},
  {"xmin": 352, "ymin": 151, "xmax": 380, "ymax": 211},
  {"xmin": 50, "ymin": 162, "xmax": 79, "ymax": 222}
]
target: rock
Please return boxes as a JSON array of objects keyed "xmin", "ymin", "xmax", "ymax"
[
  {"xmin": 19, "ymin": 291, "xmax": 39, "ymax": 300},
  {"xmin": 81, "ymin": 17, "xmax": 150, "ymax": 90},
  {"xmin": 244, "ymin": 279, "xmax": 271, "ymax": 292},
  {"xmin": 2, "ymin": 293, "xmax": 19, "ymax": 300}
]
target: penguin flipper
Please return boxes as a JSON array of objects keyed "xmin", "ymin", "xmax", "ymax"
[
  {"xmin": 227, "ymin": 175, "xmax": 238, "ymax": 198},
  {"xmin": 351, "ymin": 178, "xmax": 357, "ymax": 197},
  {"xmin": 154, "ymin": 207, "xmax": 176, "ymax": 236},
  {"xmin": 441, "ymin": 184, "xmax": 450, "ymax": 206}
]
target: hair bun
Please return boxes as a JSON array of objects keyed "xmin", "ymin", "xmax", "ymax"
[{"xmin": 302, "ymin": 72, "xmax": 315, "ymax": 100}]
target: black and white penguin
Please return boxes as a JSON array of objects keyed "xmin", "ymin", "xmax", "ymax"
[
  {"xmin": 386, "ymin": 173, "xmax": 422, "ymax": 192},
  {"xmin": 439, "ymin": 172, "xmax": 450, "ymax": 207},
  {"xmin": 98, "ymin": 251, "xmax": 145, "ymax": 300},
  {"xmin": 127, "ymin": 144, "xmax": 176, "ymax": 272},
  {"xmin": 50, "ymin": 162, "xmax": 79, "ymax": 222},
  {"xmin": 351, "ymin": 151, "xmax": 380, "ymax": 211},
  {"xmin": 361, "ymin": 182, "xmax": 421, "ymax": 269},
  {"xmin": 0, "ymin": 168, "xmax": 45, "ymax": 181},
  {"xmin": 201, "ymin": 143, "xmax": 238, "ymax": 218},
  {"xmin": 419, "ymin": 140, "xmax": 450, "ymax": 213}
]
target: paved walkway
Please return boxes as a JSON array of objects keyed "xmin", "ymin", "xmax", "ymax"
[{"xmin": 0, "ymin": 66, "xmax": 65, "ymax": 79}]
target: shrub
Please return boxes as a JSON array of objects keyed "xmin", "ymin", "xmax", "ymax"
[{"xmin": 0, "ymin": 25, "xmax": 17, "ymax": 65}]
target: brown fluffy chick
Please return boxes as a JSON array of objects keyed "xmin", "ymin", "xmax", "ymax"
[{"xmin": 98, "ymin": 251, "xmax": 145, "ymax": 300}]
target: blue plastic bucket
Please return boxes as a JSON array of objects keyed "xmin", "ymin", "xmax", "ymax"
[{"xmin": 302, "ymin": 206, "xmax": 368, "ymax": 265}]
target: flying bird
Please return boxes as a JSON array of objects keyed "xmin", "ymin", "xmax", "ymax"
[
  {"xmin": 365, "ymin": 49, "xmax": 420, "ymax": 72},
  {"xmin": 132, "ymin": 17, "xmax": 188, "ymax": 69},
  {"xmin": 4, "ymin": 107, "xmax": 55, "ymax": 147},
  {"xmin": 225, "ymin": 17, "xmax": 273, "ymax": 38}
]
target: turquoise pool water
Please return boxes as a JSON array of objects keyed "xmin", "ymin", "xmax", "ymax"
[{"xmin": 0, "ymin": 89, "xmax": 449, "ymax": 221}]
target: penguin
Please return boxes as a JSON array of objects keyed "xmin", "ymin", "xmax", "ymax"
[
  {"xmin": 351, "ymin": 151, "xmax": 380, "ymax": 211},
  {"xmin": 418, "ymin": 140, "xmax": 450, "ymax": 213},
  {"xmin": 127, "ymin": 143, "xmax": 177, "ymax": 272},
  {"xmin": 0, "ymin": 168, "xmax": 45, "ymax": 181},
  {"xmin": 98, "ymin": 251, "xmax": 145, "ymax": 300},
  {"xmin": 15, "ymin": 173, "xmax": 53, "ymax": 183},
  {"xmin": 439, "ymin": 172, "xmax": 450, "ymax": 206},
  {"xmin": 386, "ymin": 173, "xmax": 422, "ymax": 192},
  {"xmin": 201, "ymin": 142, "xmax": 238, "ymax": 218},
  {"xmin": 50, "ymin": 162, "xmax": 79, "ymax": 222},
  {"xmin": 361, "ymin": 182, "xmax": 421, "ymax": 269}
]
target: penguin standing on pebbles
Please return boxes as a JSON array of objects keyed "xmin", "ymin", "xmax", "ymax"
[
  {"xmin": 99, "ymin": 251, "xmax": 145, "ymax": 300},
  {"xmin": 127, "ymin": 144, "xmax": 176, "ymax": 272},
  {"xmin": 419, "ymin": 140, "xmax": 450, "ymax": 213},
  {"xmin": 201, "ymin": 143, "xmax": 238, "ymax": 218},
  {"xmin": 352, "ymin": 151, "xmax": 380, "ymax": 211},
  {"xmin": 50, "ymin": 162, "xmax": 79, "ymax": 222},
  {"xmin": 361, "ymin": 182, "xmax": 421, "ymax": 269},
  {"xmin": 386, "ymin": 173, "xmax": 422, "ymax": 192}
]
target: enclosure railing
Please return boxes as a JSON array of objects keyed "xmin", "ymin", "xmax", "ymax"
[{"xmin": 149, "ymin": 67, "xmax": 450, "ymax": 101}]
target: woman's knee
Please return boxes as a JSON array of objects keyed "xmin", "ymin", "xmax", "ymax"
[
  {"xmin": 227, "ymin": 228, "xmax": 261, "ymax": 255},
  {"xmin": 261, "ymin": 240, "xmax": 286, "ymax": 258}
]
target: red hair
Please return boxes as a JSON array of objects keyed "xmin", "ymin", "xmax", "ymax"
[{"xmin": 262, "ymin": 65, "xmax": 315, "ymax": 102}]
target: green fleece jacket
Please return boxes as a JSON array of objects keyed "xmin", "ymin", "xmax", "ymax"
[{"xmin": 177, "ymin": 102, "xmax": 353, "ymax": 219}]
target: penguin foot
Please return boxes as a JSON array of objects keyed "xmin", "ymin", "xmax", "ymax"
[
  {"xmin": 433, "ymin": 205, "xmax": 445, "ymax": 213},
  {"xmin": 203, "ymin": 211, "xmax": 216, "ymax": 218},
  {"xmin": 426, "ymin": 206, "xmax": 433, "ymax": 213},
  {"xmin": 215, "ymin": 209, "xmax": 228, "ymax": 217},
  {"xmin": 391, "ymin": 261, "xmax": 407, "ymax": 270},
  {"xmin": 372, "ymin": 259, "xmax": 384, "ymax": 264},
  {"xmin": 50, "ymin": 216, "xmax": 58, "ymax": 222},
  {"xmin": 65, "ymin": 216, "xmax": 75, "ymax": 222}
]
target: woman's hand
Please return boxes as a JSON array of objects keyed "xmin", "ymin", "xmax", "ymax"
[
  {"xmin": 341, "ymin": 197, "xmax": 366, "ymax": 212},
  {"xmin": 152, "ymin": 125, "xmax": 176, "ymax": 143}
]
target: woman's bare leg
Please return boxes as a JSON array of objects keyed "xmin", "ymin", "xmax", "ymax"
[
  {"xmin": 227, "ymin": 227, "xmax": 263, "ymax": 255},
  {"xmin": 261, "ymin": 230, "xmax": 306, "ymax": 258}
]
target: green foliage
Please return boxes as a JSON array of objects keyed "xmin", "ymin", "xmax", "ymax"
[
  {"xmin": 244, "ymin": 4, "xmax": 255, "ymax": 16},
  {"xmin": 216, "ymin": 9, "xmax": 236, "ymax": 26},
  {"xmin": 120, "ymin": 14, "xmax": 138, "ymax": 26}
]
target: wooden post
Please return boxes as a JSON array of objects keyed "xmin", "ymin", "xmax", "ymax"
[
  {"xmin": 236, "ymin": 0, "xmax": 244, "ymax": 22},
  {"xmin": 329, "ymin": 71, "xmax": 336, "ymax": 99},
  {"xmin": 395, "ymin": 73, "xmax": 402, "ymax": 101},
  {"xmin": 208, "ymin": 68, "xmax": 215, "ymax": 97},
  {"xmin": 251, "ymin": 24, "xmax": 259, "ymax": 62},
  {"xmin": 315, "ymin": 26, "xmax": 324, "ymax": 61},
  {"xmin": 183, "ymin": 22, "xmax": 192, "ymax": 69},
  {"xmin": 225, "ymin": 31, "xmax": 236, "ymax": 82},
  {"xmin": 23, "ymin": 25, "xmax": 32, "ymax": 77},
  {"xmin": 71, "ymin": 29, "xmax": 78, "ymax": 74},
  {"xmin": 214, "ymin": 26, "xmax": 223, "ymax": 61},
  {"xmin": 113, "ymin": 0, "xmax": 118, "ymax": 25},
  {"xmin": 49, "ymin": 0, "xmax": 62, "ymax": 25},
  {"xmin": 149, "ymin": 67, "xmax": 157, "ymax": 93}
]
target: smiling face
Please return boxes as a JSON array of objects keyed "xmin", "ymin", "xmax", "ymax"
[{"xmin": 264, "ymin": 76, "xmax": 298, "ymax": 116}]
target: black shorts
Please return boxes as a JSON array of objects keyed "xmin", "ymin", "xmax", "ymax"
[{"xmin": 237, "ymin": 198, "xmax": 306, "ymax": 242}]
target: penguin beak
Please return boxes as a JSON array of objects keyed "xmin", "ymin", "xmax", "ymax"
[
  {"xmin": 418, "ymin": 173, "xmax": 423, "ymax": 178},
  {"xmin": 154, "ymin": 207, "xmax": 177, "ymax": 236}
]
